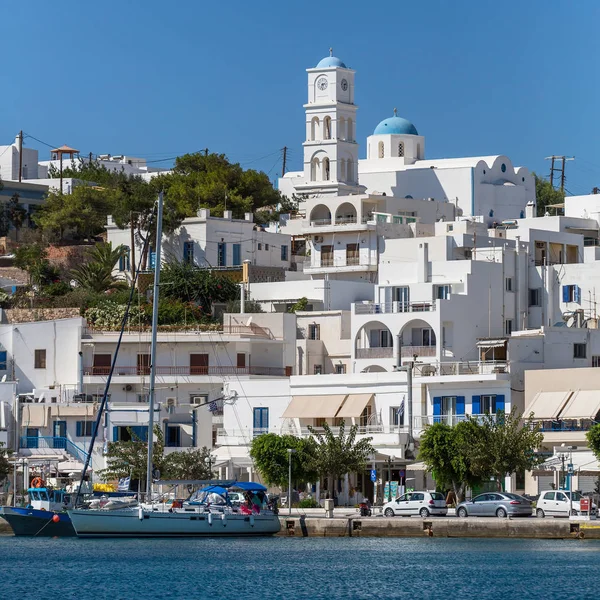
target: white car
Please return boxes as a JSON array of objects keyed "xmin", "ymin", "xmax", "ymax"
[
  {"xmin": 383, "ymin": 491, "xmax": 448, "ymax": 518},
  {"xmin": 536, "ymin": 490, "xmax": 598, "ymax": 518}
]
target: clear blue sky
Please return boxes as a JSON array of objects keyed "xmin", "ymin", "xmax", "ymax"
[{"xmin": 3, "ymin": 0, "xmax": 599, "ymax": 195}]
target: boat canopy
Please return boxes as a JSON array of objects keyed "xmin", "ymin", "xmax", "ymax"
[{"xmin": 231, "ymin": 482, "xmax": 267, "ymax": 492}]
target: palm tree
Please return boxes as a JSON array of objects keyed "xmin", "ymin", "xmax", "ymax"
[
  {"xmin": 307, "ymin": 420, "xmax": 374, "ymax": 501},
  {"xmin": 71, "ymin": 242, "xmax": 128, "ymax": 293}
]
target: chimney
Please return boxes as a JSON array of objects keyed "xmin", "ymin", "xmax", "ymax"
[
  {"xmin": 525, "ymin": 201, "xmax": 535, "ymax": 219},
  {"xmin": 223, "ymin": 210, "xmax": 232, "ymax": 220},
  {"xmin": 197, "ymin": 208, "xmax": 210, "ymax": 219},
  {"xmin": 244, "ymin": 212, "xmax": 254, "ymax": 222},
  {"xmin": 417, "ymin": 242, "xmax": 428, "ymax": 283}
]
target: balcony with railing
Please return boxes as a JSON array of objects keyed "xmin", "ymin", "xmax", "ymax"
[
  {"xmin": 355, "ymin": 347, "xmax": 394, "ymax": 359},
  {"xmin": 84, "ymin": 365, "xmax": 288, "ymax": 377},
  {"xmin": 412, "ymin": 360, "xmax": 509, "ymax": 376},
  {"xmin": 400, "ymin": 345, "xmax": 436, "ymax": 358},
  {"xmin": 354, "ymin": 301, "xmax": 436, "ymax": 315},
  {"xmin": 309, "ymin": 257, "xmax": 376, "ymax": 270},
  {"xmin": 413, "ymin": 414, "xmax": 499, "ymax": 431},
  {"xmin": 19, "ymin": 436, "xmax": 90, "ymax": 464}
]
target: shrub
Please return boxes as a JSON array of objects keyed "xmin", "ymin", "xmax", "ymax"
[
  {"xmin": 296, "ymin": 497, "xmax": 320, "ymax": 509},
  {"xmin": 43, "ymin": 281, "xmax": 72, "ymax": 297},
  {"xmin": 85, "ymin": 301, "xmax": 148, "ymax": 330}
]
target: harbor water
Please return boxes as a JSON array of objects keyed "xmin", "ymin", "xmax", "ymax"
[{"xmin": 1, "ymin": 536, "xmax": 599, "ymax": 599}]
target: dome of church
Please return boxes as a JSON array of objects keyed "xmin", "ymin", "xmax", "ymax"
[
  {"xmin": 373, "ymin": 113, "xmax": 418, "ymax": 136},
  {"xmin": 316, "ymin": 55, "xmax": 346, "ymax": 68}
]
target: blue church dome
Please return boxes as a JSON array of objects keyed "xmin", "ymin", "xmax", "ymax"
[
  {"xmin": 316, "ymin": 55, "xmax": 346, "ymax": 68},
  {"xmin": 374, "ymin": 111, "xmax": 418, "ymax": 136}
]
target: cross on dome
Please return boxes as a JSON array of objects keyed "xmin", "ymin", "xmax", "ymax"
[
  {"xmin": 329, "ymin": 47, "xmax": 333, "ymax": 56},
  {"xmin": 393, "ymin": 108, "xmax": 398, "ymax": 117}
]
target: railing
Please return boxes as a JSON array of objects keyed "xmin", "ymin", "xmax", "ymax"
[
  {"xmin": 310, "ymin": 219, "xmax": 332, "ymax": 227},
  {"xmin": 84, "ymin": 366, "xmax": 288, "ymax": 377},
  {"xmin": 19, "ymin": 436, "xmax": 90, "ymax": 464},
  {"xmin": 221, "ymin": 324, "xmax": 275, "ymax": 338},
  {"xmin": 311, "ymin": 259, "xmax": 374, "ymax": 269},
  {"xmin": 412, "ymin": 361, "xmax": 509, "ymax": 376},
  {"xmin": 401, "ymin": 345, "xmax": 436, "ymax": 358},
  {"xmin": 354, "ymin": 301, "xmax": 436, "ymax": 315},
  {"xmin": 84, "ymin": 323, "xmax": 276, "ymax": 338},
  {"xmin": 413, "ymin": 414, "xmax": 499, "ymax": 429},
  {"xmin": 530, "ymin": 418, "xmax": 599, "ymax": 432},
  {"xmin": 334, "ymin": 216, "xmax": 358, "ymax": 225},
  {"xmin": 355, "ymin": 347, "xmax": 394, "ymax": 359}
]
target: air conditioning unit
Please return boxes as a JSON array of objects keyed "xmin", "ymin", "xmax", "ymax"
[
  {"xmin": 314, "ymin": 236, "xmax": 323, "ymax": 243},
  {"xmin": 190, "ymin": 396, "xmax": 206, "ymax": 406},
  {"xmin": 125, "ymin": 384, "xmax": 133, "ymax": 392},
  {"xmin": 166, "ymin": 397, "xmax": 177, "ymax": 408}
]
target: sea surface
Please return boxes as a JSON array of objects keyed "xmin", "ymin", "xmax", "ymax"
[{"xmin": 1, "ymin": 536, "xmax": 598, "ymax": 600}]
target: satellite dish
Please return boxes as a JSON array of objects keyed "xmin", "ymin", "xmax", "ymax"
[{"xmin": 566, "ymin": 316, "xmax": 576, "ymax": 328}]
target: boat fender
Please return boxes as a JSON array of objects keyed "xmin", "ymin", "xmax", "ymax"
[
  {"xmin": 208, "ymin": 512, "xmax": 213, "ymax": 526},
  {"xmin": 138, "ymin": 506, "xmax": 143, "ymax": 521},
  {"xmin": 250, "ymin": 515, "xmax": 255, "ymax": 527},
  {"xmin": 221, "ymin": 513, "xmax": 227, "ymax": 526}
]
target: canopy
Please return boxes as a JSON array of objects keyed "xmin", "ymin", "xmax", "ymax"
[
  {"xmin": 197, "ymin": 485, "xmax": 228, "ymax": 495},
  {"xmin": 281, "ymin": 395, "xmax": 347, "ymax": 419},
  {"xmin": 57, "ymin": 460, "xmax": 85, "ymax": 472},
  {"xmin": 51, "ymin": 405, "xmax": 95, "ymax": 417},
  {"xmin": 527, "ymin": 391, "xmax": 571, "ymax": 419},
  {"xmin": 21, "ymin": 404, "xmax": 48, "ymax": 427},
  {"xmin": 560, "ymin": 390, "xmax": 600, "ymax": 419},
  {"xmin": 231, "ymin": 481, "xmax": 267, "ymax": 492},
  {"xmin": 476, "ymin": 338, "xmax": 507, "ymax": 349},
  {"xmin": 336, "ymin": 394, "xmax": 373, "ymax": 418}
]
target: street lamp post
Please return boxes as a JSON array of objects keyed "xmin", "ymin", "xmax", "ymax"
[
  {"xmin": 204, "ymin": 454, "xmax": 213, "ymax": 479},
  {"xmin": 287, "ymin": 448, "xmax": 295, "ymax": 516}
]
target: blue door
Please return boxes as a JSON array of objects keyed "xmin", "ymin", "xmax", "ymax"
[
  {"xmin": 253, "ymin": 408, "xmax": 269, "ymax": 437},
  {"xmin": 26, "ymin": 427, "xmax": 39, "ymax": 448},
  {"xmin": 53, "ymin": 421, "xmax": 67, "ymax": 448}
]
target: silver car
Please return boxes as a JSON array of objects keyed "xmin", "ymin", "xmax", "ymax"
[{"xmin": 456, "ymin": 492, "xmax": 533, "ymax": 518}]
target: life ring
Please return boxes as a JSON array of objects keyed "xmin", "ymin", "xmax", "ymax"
[{"xmin": 31, "ymin": 477, "xmax": 44, "ymax": 488}]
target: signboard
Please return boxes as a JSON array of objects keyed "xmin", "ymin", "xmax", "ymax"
[
  {"xmin": 390, "ymin": 481, "xmax": 399, "ymax": 499},
  {"xmin": 370, "ymin": 469, "xmax": 377, "ymax": 482},
  {"xmin": 384, "ymin": 482, "xmax": 390, "ymax": 500},
  {"xmin": 581, "ymin": 497, "xmax": 590, "ymax": 512}
]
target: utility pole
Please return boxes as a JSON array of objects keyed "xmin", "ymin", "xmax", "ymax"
[
  {"xmin": 17, "ymin": 131, "xmax": 23, "ymax": 182},
  {"xmin": 545, "ymin": 156, "xmax": 574, "ymax": 193},
  {"xmin": 281, "ymin": 146, "xmax": 288, "ymax": 177},
  {"xmin": 204, "ymin": 148, "xmax": 209, "ymax": 157},
  {"xmin": 129, "ymin": 211, "xmax": 136, "ymax": 281}
]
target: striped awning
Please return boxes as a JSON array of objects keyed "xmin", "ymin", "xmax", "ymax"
[
  {"xmin": 282, "ymin": 395, "xmax": 347, "ymax": 419},
  {"xmin": 336, "ymin": 394, "xmax": 373, "ymax": 418},
  {"xmin": 21, "ymin": 404, "xmax": 48, "ymax": 427}
]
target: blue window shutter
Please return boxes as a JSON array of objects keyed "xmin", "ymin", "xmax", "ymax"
[
  {"xmin": 456, "ymin": 396, "xmax": 465, "ymax": 416},
  {"xmin": 233, "ymin": 244, "xmax": 241, "ymax": 266},
  {"xmin": 150, "ymin": 252, "xmax": 156, "ymax": 270},
  {"xmin": 113, "ymin": 426, "xmax": 119, "ymax": 441},
  {"xmin": 575, "ymin": 286, "xmax": 581, "ymax": 304},
  {"xmin": 495, "ymin": 394, "xmax": 505, "ymax": 413},
  {"xmin": 76, "ymin": 422, "xmax": 82, "ymax": 437},
  {"xmin": 433, "ymin": 397, "xmax": 442, "ymax": 423},
  {"xmin": 472, "ymin": 395, "xmax": 481, "ymax": 415},
  {"xmin": 562, "ymin": 285, "xmax": 570, "ymax": 303}
]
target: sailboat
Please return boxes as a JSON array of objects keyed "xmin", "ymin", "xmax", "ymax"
[{"xmin": 68, "ymin": 192, "xmax": 280, "ymax": 538}]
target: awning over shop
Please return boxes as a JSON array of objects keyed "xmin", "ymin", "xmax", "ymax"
[
  {"xmin": 476, "ymin": 338, "xmax": 507, "ymax": 349},
  {"xmin": 50, "ymin": 405, "xmax": 95, "ymax": 417},
  {"xmin": 21, "ymin": 404, "xmax": 48, "ymax": 427},
  {"xmin": 211, "ymin": 445, "xmax": 252, "ymax": 468},
  {"xmin": 560, "ymin": 390, "xmax": 600, "ymax": 419},
  {"xmin": 405, "ymin": 462, "xmax": 428, "ymax": 471},
  {"xmin": 527, "ymin": 391, "xmax": 571, "ymax": 419},
  {"xmin": 336, "ymin": 394, "xmax": 373, "ymax": 418},
  {"xmin": 57, "ymin": 460, "xmax": 84, "ymax": 472},
  {"xmin": 281, "ymin": 395, "xmax": 347, "ymax": 419},
  {"xmin": 539, "ymin": 452, "xmax": 600, "ymax": 475}
]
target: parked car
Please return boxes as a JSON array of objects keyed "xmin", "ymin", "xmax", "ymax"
[
  {"xmin": 536, "ymin": 490, "xmax": 598, "ymax": 518},
  {"xmin": 456, "ymin": 492, "xmax": 533, "ymax": 518},
  {"xmin": 383, "ymin": 491, "xmax": 447, "ymax": 518}
]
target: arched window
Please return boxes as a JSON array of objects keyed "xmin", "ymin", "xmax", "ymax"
[
  {"xmin": 416, "ymin": 143, "xmax": 421, "ymax": 159},
  {"xmin": 311, "ymin": 117, "xmax": 320, "ymax": 141},
  {"xmin": 378, "ymin": 141, "xmax": 384, "ymax": 159},
  {"xmin": 323, "ymin": 157, "xmax": 330, "ymax": 180},
  {"xmin": 339, "ymin": 117, "xmax": 346, "ymax": 141},
  {"xmin": 347, "ymin": 118, "xmax": 353, "ymax": 142},
  {"xmin": 347, "ymin": 160, "xmax": 354, "ymax": 182},
  {"xmin": 398, "ymin": 142, "xmax": 404, "ymax": 157},
  {"xmin": 311, "ymin": 158, "xmax": 320, "ymax": 182},
  {"xmin": 340, "ymin": 159, "xmax": 346, "ymax": 181},
  {"xmin": 324, "ymin": 116, "xmax": 332, "ymax": 140}
]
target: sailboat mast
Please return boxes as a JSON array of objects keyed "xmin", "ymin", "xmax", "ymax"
[{"xmin": 145, "ymin": 191, "xmax": 164, "ymax": 501}]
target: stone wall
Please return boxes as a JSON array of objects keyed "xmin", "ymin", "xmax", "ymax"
[{"xmin": 4, "ymin": 308, "xmax": 81, "ymax": 323}]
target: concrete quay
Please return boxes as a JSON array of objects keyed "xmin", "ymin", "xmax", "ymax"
[{"xmin": 278, "ymin": 515, "xmax": 600, "ymax": 539}]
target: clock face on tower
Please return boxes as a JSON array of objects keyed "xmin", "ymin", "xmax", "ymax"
[
  {"xmin": 316, "ymin": 77, "xmax": 328, "ymax": 91},
  {"xmin": 341, "ymin": 79, "xmax": 348, "ymax": 91}
]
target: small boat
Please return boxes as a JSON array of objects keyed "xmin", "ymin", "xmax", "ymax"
[
  {"xmin": 69, "ymin": 481, "xmax": 281, "ymax": 538},
  {"xmin": 0, "ymin": 487, "xmax": 77, "ymax": 536}
]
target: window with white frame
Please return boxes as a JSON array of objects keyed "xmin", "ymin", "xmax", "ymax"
[
  {"xmin": 390, "ymin": 405, "xmax": 405, "ymax": 427},
  {"xmin": 436, "ymin": 285, "xmax": 451, "ymax": 300},
  {"xmin": 529, "ymin": 288, "xmax": 541, "ymax": 307},
  {"xmin": 480, "ymin": 395, "xmax": 496, "ymax": 414},
  {"xmin": 593, "ymin": 356, "xmax": 600, "ymax": 368},
  {"xmin": 574, "ymin": 343, "xmax": 587, "ymax": 359},
  {"xmin": 505, "ymin": 319, "xmax": 513, "ymax": 335},
  {"xmin": 308, "ymin": 324, "xmax": 320, "ymax": 340},
  {"xmin": 505, "ymin": 277, "xmax": 513, "ymax": 292}
]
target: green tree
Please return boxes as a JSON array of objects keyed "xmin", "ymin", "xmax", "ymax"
[
  {"xmin": 418, "ymin": 420, "xmax": 485, "ymax": 502},
  {"xmin": 163, "ymin": 447, "xmax": 214, "ymax": 481},
  {"xmin": 288, "ymin": 297, "xmax": 308, "ymax": 313},
  {"xmin": 99, "ymin": 425, "xmax": 166, "ymax": 493},
  {"xmin": 535, "ymin": 173, "xmax": 564, "ymax": 217},
  {"xmin": 34, "ymin": 186, "xmax": 113, "ymax": 240},
  {"xmin": 71, "ymin": 242, "xmax": 128, "ymax": 293},
  {"xmin": 2, "ymin": 194, "xmax": 27, "ymax": 241},
  {"xmin": 475, "ymin": 409, "xmax": 545, "ymax": 490},
  {"xmin": 307, "ymin": 421, "xmax": 374, "ymax": 499},
  {"xmin": 250, "ymin": 433, "xmax": 317, "ymax": 488},
  {"xmin": 160, "ymin": 259, "xmax": 238, "ymax": 315},
  {"xmin": 587, "ymin": 423, "xmax": 600, "ymax": 462},
  {"xmin": 0, "ymin": 442, "xmax": 12, "ymax": 481},
  {"xmin": 14, "ymin": 243, "xmax": 59, "ymax": 287}
]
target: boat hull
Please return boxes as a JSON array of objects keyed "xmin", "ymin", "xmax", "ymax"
[
  {"xmin": 69, "ymin": 508, "xmax": 281, "ymax": 538},
  {"xmin": 0, "ymin": 507, "xmax": 75, "ymax": 537}
]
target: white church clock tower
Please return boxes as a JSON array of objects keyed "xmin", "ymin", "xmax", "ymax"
[{"xmin": 295, "ymin": 50, "xmax": 363, "ymax": 197}]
